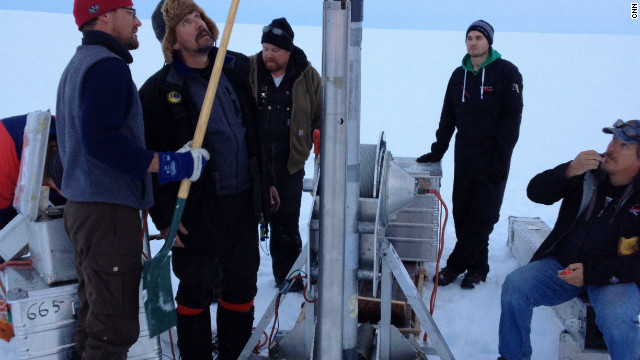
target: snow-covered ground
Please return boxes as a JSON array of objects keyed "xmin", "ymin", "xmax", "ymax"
[{"xmin": 1, "ymin": 7, "xmax": 639, "ymax": 360}]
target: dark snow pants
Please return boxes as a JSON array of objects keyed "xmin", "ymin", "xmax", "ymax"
[
  {"xmin": 172, "ymin": 190, "xmax": 259, "ymax": 360},
  {"xmin": 445, "ymin": 164, "xmax": 507, "ymax": 278},
  {"xmin": 64, "ymin": 201, "xmax": 143, "ymax": 360},
  {"xmin": 269, "ymin": 168, "xmax": 304, "ymax": 285}
]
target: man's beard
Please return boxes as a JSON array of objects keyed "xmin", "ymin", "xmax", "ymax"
[
  {"xmin": 196, "ymin": 43, "xmax": 213, "ymax": 55},
  {"xmin": 195, "ymin": 29, "xmax": 214, "ymax": 54},
  {"xmin": 264, "ymin": 60, "xmax": 284, "ymax": 73},
  {"xmin": 115, "ymin": 29, "xmax": 139, "ymax": 50},
  {"xmin": 121, "ymin": 36, "xmax": 139, "ymax": 50}
]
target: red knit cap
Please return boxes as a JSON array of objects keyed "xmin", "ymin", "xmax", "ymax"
[{"xmin": 73, "ymin": 0, "xmax": 133, "ymax": 30}]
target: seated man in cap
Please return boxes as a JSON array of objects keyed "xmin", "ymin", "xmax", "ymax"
[{"xmin": 498, "ymin": 120, "xmax": 640, "ymax": 360}]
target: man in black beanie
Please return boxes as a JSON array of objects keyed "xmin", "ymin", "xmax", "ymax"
[
  {"xmin": 249, "ymin": 17, "xmax": 322, "ymax": 291},
  {"xmin": 417, "ymin": 19, "xmax": 524, "ymax": 289}
]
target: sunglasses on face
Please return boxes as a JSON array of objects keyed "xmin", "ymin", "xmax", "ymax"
[
  {"xmin": 262, "ymin": 26, "xmax": 292, "ymax": 41},
  {"xmin": 612, "ymin": 119, "xmax": 640, "ymax": 142}
]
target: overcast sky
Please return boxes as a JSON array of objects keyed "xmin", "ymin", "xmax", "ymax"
[{"xmin": 0, "ymin": 0, "xmax": 637, "ymax": 34}]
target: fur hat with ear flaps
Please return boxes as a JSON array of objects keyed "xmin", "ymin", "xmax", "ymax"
[{"xmin": 161, "ymin": 0, "xmax": 219, "ymax": 64}]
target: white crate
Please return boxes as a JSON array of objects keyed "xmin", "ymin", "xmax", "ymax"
[
  {"xmin": 13, "ymin": 111, "xmax": 52, "ymax": 222},
  {"xmin": 558, "ymin": 331, "xmax": 610, "ymax": 360},
  {"xmin": 2, "ymin": 266, "xmax": 161, "ymax": 359},
  {"xmin": 507, "ymin": 216, "xmax": 550, "ymax": 265},
  {"xmin": 3, "ymin": 266, "xmax": 78, "ymax": 359},
  {"xmin": 26, "ymin": 209, "xmax": 76, "ymax": 284},
  {"xmin": 0, "ymin": 213, "xmax": 29, "ymax": 261},
  {"xmin": 385, "ymin": 158, "xmax": 442, "ymax": 262},
  {"xmin": 507, "ymin": 216, "xmax": 612, "ymax": 359}
]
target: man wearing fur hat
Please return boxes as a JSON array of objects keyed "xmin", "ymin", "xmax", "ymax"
[
  {"xmin": 417, "ymin": 20, "xmax": 524, "ymax": 289},
  {"xmin": 58, "ymin": 1, "xmax": 209, "ymax": 358},
  {"xmin": 140, "ymin": 1, "xmax": 279, "ymax": 359},
  {"xmin": 249, "ymin": 17, "xmax": 322, "ymax": 291}
]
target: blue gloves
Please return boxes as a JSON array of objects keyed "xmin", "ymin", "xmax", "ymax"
[{"xmin": 158, "ymin": 142, "xmax": 210, "ymax": 185}]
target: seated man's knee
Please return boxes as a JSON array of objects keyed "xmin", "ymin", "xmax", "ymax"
[{"xmin": 501, "ymin": 271, "xmax": 524, "ymax": 302}]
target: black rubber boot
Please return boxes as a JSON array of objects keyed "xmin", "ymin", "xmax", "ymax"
[
  {"xmin": 461, "ymin": 272, "xmax": 486, "ymax": 289},
  {"xmin": 433, "ymin": 267, "xmax": 462, "ymax": 286},
  {"xmin": 216, "ymin": 305, "xmax": 255, "ymax": 360},
  {"xmin": 177, "ymin": 310, "xmax": 213, "ymax": 360}
]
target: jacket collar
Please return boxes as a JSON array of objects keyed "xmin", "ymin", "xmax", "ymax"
[
  {"xmin": 584, "ymin": 167, "xmax": 640, "ymax": 220},
  {"xmin": 256, "ymin": 45, "xmax": 308, "ymax": 81},
  {"xmin": 171, "ymin": 47, "xmax": 236, "ymax": 76},
  {"xmin": 461, "ymin": 48, "xmax": 501, "ymax": 74},
  {"xmin": 81, "ymin": 30, "xmax": 133, "ymax": 64}
]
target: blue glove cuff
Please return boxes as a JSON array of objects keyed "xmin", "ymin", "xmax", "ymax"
[{"xmin": 158, "ymin": 152, "xmax": 194, "ymax": 185}]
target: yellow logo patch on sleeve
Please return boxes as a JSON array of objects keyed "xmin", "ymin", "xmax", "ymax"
[
  {"xmin": 619, "ymin": 236, "xmax": 640, "ymax": 256},
  {"xmin": 167, "ymin": 91, "xmax": 182, "ymax": 104}
]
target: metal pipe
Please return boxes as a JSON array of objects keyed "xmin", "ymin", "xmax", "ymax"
[
  {"xmin": 356, "ymin": 323, "xmax": 376, "ymax": 360},
  {"xmin": 315, "ymin": 2, "xmax": 350, "ymax": 359},
  {"xmin": 344, "ymin": 0, "xmax": 362, "ymax": 357}
]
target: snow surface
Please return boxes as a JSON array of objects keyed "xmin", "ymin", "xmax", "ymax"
[{"xmin": 1, "ymin": 8, "xmax": 639, "ymax": 360}]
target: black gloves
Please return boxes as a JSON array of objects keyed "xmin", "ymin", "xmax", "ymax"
[
  {"xmin": 416, "ymin": 153, "xmax": 442, "ymax": 163},
  {"xmin": 489, "ymin": 162, "xmax": 509, "ymax": 184}
]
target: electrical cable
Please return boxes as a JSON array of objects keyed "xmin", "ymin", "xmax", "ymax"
[
  {"xmin": 302, "ymin": 279, "xmax": 317, "ymax": 303},
  {"xmin": 252, "ymin": 327, "xmax": 269, "ymax": 352},
  {"xmin": 264, "ymin": 270, "xmax": 314, "ymax": 350},
  {"xmin": 0, "ymin": 260, "xmax": 32, "ymax": 271},
  {"xmin": 268, "ymin": 294, "xmax": 282, "ymax": 346},
  {"xmin": 168, "ymin": 328, "xmax": 176, "ymax": 360},
  {"xmin": 424, "ymin": 189, "xmax": 448, "ymax": 342}
]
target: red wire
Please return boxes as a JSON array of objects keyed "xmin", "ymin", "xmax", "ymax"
[
  {"xmin": 302, "ymin": 280, "xmax": 317, "ymax": 303},
  {"xmin": 252, "ymin": 328, "xmax": 269, "ymax": 352},
  {"xmin": 0, "ymin": 260, "xmax": 33, "ymax": 272},
  {"xmin": 268, "ymin": 294, "xmax": 282, "ymax": 346},
  {"xmin": 424, "ymin": 190, "xmax": 448, "ymax": 342},
  {"xmin": 168, "ymin": 328, "xmax": 177, "ymax": 359}
]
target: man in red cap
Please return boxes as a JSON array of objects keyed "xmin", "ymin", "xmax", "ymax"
[{"xmin": 59, "ymin": 1, "xmax": 209, "ymax": 358}]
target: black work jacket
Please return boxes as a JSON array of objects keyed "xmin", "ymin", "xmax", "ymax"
[
  {"xmin": 139, "ymin": 48, "xmax": 274, "ymax": 250},
  {"xmin": 528, "ymin": 162, "xmax": 640, "ymax": 287},
  {"xmin": 430, "ymin": 56, "xmax": 523, "ymax": 170}
]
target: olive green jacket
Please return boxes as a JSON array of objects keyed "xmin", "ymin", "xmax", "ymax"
[{"xmin": 250, "ymin": 47, "xmax": 322, "ymax": 174}]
